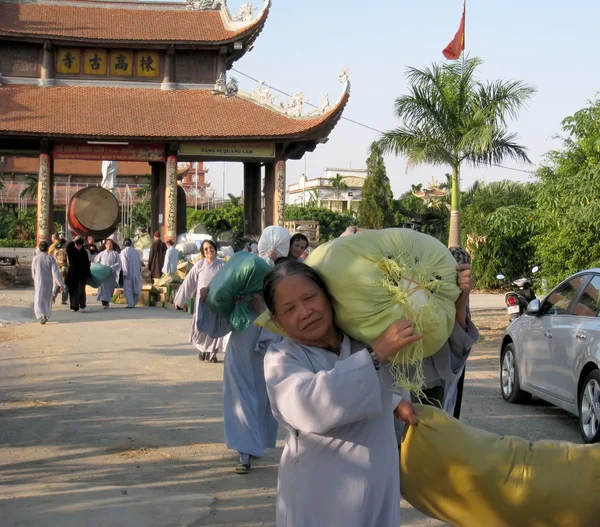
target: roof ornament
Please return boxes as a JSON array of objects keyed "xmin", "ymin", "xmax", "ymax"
[
  {"xmin": 212, "ymin": 72, "xmax": 238, "ymax": 97},
  {"xmin": 251, "ymin": 81, "xmax": 279, "ymax": 106},
  {"xmin": 281, "ymin": 92, "xmax": 308, "ymax": 118},
  {"xmin": 185, "ymin": 0, "xmax": 225, "ymax": 12},
  {"xmin": 338, "ymin": 68, "xmax": 350, "ymax": 87},
  {"xmin": 232, "ymin": 2, "xmax": 257, "ymax": 22},
  {"xmin": 306, "ymin": 94, "xmax": 330, "ymax": 117}
]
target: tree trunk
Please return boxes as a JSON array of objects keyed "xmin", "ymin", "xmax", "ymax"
[{"xmin": 448, "ymin": 165, "xmax": 461, "ymax": 247}]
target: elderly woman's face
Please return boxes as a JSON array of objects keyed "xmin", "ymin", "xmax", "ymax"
[
  {"xmin": 290, "ymin": 239, "xmax": 308, "ymax": 260},
  {"xmin": 203, "ymin": 242, "xmax": 216, "ymax": 261},
  {"xmin": 105, "ymin": 240, "xmax": 113, "ymax": 251},
  {"xmin": 273, "ymin": 274, "xmax": 333, "ymax": 344}
]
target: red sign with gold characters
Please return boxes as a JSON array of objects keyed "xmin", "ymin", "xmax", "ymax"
[{"xmin": 54, "ymin": 143, "xmax": 165, "ymax": 162}]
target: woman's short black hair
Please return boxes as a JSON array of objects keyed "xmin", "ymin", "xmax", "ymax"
[
  {"xmin": 290, "ymin": 233, "xmax": 309, "ymax": 248},
  {"xmin": 38, "ymin": 241, "xmax": 49, "ymax": 252},
  {"xmin": 123, "ymin": 238, "xmax": 132, "ymax": 247},
  {"xmin": 201, "ymin": 239, "xmax": 218, "ymax": 253},
  {"xmin": 263, "ymin": 260, "xmax": 333, "ymax": 316}
]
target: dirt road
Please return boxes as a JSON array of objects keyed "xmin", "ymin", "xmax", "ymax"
[{"xmin": 0, "ymin": 291, "xmax": 581, "ymax": 526}]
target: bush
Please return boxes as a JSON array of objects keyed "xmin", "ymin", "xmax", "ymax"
[
  {"xmin": 0, "ymin": 239, "xmax": 36, "ymax": 248},
  {"xmin": 187, "ymin": 205, "xmax": 245, "ymax": 250},
  {"xmin": 284, "ymin": 205, "xmax": 355, "ymax": 242}
]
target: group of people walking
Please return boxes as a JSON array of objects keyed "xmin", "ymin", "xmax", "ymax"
[{"xmin": 32, "ymin": 233, "xmax": 144, "ymax": 324}]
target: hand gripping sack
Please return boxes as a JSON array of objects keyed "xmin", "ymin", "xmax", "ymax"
[
  {"xmin": 306, "ymin": 228, "xmax": 460, "ymax": 390},
  {"xmin": 400, "ymin": 405, "xmax": 600, "ymax": 527},
  {"xmin": 87, "ymin": 263, "xmax": 112, "ymax": 288},
  {"xmin": 207, "ymin": 251, "xmax": 271, "ymax": 332}
]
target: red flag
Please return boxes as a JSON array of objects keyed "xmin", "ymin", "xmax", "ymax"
[{"xmin": 443, "ymin": 2, "xmax": 466, "ymax": 60}]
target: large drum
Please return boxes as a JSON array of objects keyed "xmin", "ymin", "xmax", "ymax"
[{"xmin": 68, "ymin": 187, "xmax": 119, "ymax": 240}]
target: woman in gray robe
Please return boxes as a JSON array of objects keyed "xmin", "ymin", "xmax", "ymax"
[
  {"xmin": 94, "ymin": 239, "xmax": 121, "ymax": 309},
  {"xmin": 120, "ymin": 238, "xmax": 143, "ymax": 308},
  {"xmin": 32, "ymin": 241, "xmax": 65, "ymax": 325},
  {"xmin": 262, "ymin": 261, "xmax": 420, "ymax": 527},
  {"xmin": 174, "ymin": 239, "xmax": 225, "ymax": 362}
]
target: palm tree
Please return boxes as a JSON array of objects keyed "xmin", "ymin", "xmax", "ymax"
[
  {"xmin": 20, "ymin": 175, "xmax": 38, "ymax": 200},
  {"xmin": 307, "ymin": 188, "xmax": 321, "ymax": 207},
  {"xmin": 377, "ymin": 56, "xmax": 536, "ymax": 247},
  {"xmin": 329, "ymin": 173, "xmax": 349, "ymax": 200}
]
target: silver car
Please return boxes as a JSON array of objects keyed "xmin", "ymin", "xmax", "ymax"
[{"xmin": 500, "ymin": 269, "xmax": 600, "ymax": 443}]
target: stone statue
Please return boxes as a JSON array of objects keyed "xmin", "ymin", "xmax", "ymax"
[
  {"xmin": 251, "ymin": 81, "xmax": 278, "ymax": 106},
  {"xmin": 306, "ymin": 93, "xmax": 330, "ymax": 117},
  {"xmin": 232, "ymin": 2, "xmax": 256, "ymax": 22},
  {"xmin": 225, "ymin": 76, "xmax": 239, "ymax": 97},
  {"xmin": 186, "ymin": 0, "xmax": 225, "ymax": 11},
  {"xmin": 281, "ymin": 92, "xmax": 307, "ymax": 118},
  {"xmin": 101, "ymin": 161, "xmax": 118, "ymax": 193},
  {"xmin": 338, "ymin": 68, "xmax": 350, "ymax": 85},
  {"xmin": 213, "ymin": 72, "xmax": 238, "ymax": 97}
]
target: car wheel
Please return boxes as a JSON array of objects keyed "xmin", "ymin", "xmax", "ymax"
[
  {"xmin": 579, "ymin": 370, "xmax": 600, "ymax": 444},
  {"xmin": 500, "ymin": 343, "xmax": 531, "ymax": 404}
]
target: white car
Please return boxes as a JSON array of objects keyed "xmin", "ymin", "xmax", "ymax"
[{"xmin": 500, "ymin": 269, "xmax": 600, "ymax": 443}]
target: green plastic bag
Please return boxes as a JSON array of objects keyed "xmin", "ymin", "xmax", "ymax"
[
  {"xmin": 207, "ymin": 251, "xmax": 271, "ymax": 332},
  {"xmin": 87, "ymin": 263, "xmax": 112, "ymax": 288},
  {"xmin": 306, "ymin": 228, "xmax": 461, "ymax": 391}
]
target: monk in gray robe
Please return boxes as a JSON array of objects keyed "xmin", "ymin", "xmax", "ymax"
[
  {"xmin": 262, "ymin": 261, "xmax": 420, "ymax": 527},
  {"xmin": 120, "ymin": 238, "xmax": 143, "ymax": 308},
  {"xmin": 94, "ymin": 239, "xmax": 121, "ymax": 309},
  {"xmin": 32, "ymin": 241, "xmax": 64, "ymax": 325},
  {"xmin": 174, "ymin": 239, "xmax": 225, "ymax": 361}
]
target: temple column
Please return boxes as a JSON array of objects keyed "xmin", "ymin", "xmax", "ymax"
[
  {"xmin": 36, "ymin": 153, "xmax": 53, "ymax": 246},
  {"xmin": 264, "ymin": 163, "xmax": 275, "ymax": 229},
  {"xmin": 150, "ymin": 161, "xmax": 165, "ymax": 236},
  {"xmin": 243, "ymin": 162, "xmax": 262, "ymax": 237},
  {"xmin": 161, "ymin": 46, "xmax": 176, "ymax": 90},
  {"xmin": 274, "ymin": 160, "xmax": 286, "ymax": 227},
  {"xmin": 40, "ymin": 40, "xmax": 55, "ymax": 87},
  {"xmin": 164, "ymin": 156, "xmax": 178, "ymax": 240}
]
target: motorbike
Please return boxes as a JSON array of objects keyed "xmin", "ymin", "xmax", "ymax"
[{"xmin": 497, "ymin": 266, "xmax": 539, "ymax": 320}]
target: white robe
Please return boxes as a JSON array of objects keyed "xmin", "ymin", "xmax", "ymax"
[
  {"xmin": 32, "ymin": 252, "xmax": 64, "ymax": 319},
  {"xmin": 162, "ymin": 246, "xmax": 179, "ymax": 275},
  {"xmin": 94, "ymin": 250, "xmax": 121, "ymax": 303},
  {"xmin": 196, "ymin": 301, "xmax": 280, "ymax": 458},
  {"xmin": 264, "ymin": 335, "xmax": 402, "ymax": 527},
  {"xmin": 173, "ymin": 258, "xmax": 225, "ymax": 353},
  {"xmin": 120, "ymin": 247, "xmax": 143, "ymax": 308}
]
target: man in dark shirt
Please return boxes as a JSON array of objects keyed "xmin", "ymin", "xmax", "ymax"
[
  {"xmin": 66, "ymin": 237, "xmax": 92, "ymax": 312},
  {"xmin": 148, "ymin": 231, "xmax": 167, "ymax": 280}
]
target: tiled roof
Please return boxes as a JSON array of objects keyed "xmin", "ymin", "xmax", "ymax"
[
  {"xmin": 0, "ymin": 1, "xmax": 268, "ymax": 43},
  {"xmin": 0, "ymin": 85, "xmax": 349, "ymax": 140}
]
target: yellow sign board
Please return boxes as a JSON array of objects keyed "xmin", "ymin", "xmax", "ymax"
[
  {"xmin": 179, "ymin": 143, "xmax": 276, "ymax": 159},
  {"xmin": 57, "ymin": 48, "xmax": 81, "ymax": 74},
  {"xmin": 136, "ymin": 52, "xmax": 160, "ymax": 78},
  {"xmin": 83, "ymin": 49, "xmax": 107, "ymax": 75},
  {"xmin": 110, "ymin": 50, "xmax": 134, "ymax": 76}
]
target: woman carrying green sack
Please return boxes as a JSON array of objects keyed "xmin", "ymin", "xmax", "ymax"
[{"xmin": 198, "ymin": 226, "xmax": 291, "ymax": 474}]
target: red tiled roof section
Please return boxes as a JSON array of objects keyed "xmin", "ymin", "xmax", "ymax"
[
  {"xmin": 0, "ymin": 85, "xmax": 349, "ymax": 140},
  {"xmin": 0, "ymin": 1, "xmax": 264, "ymax": 43}
]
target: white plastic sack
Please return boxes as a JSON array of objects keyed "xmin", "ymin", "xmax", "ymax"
[
  {"xmin": 176, "ymin": 242, "xmax": 200, "ymax": 256},
  {"xmin": 258, "ymin": 226, "xmax": 291, "ymax": 266}
]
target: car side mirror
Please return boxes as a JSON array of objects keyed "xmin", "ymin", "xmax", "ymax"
[{"xmin": 526, "ymin": 299, "xmax": 541, "ymax": 316}]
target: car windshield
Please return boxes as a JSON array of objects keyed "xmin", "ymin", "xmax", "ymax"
[{"xmin": 541, "ymin": 275, "xmax": 587, "ymax": 316}]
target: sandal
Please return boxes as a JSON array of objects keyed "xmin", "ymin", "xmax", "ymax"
[{"xmin": 235, "ymin": 462, "xmax": 251, "ymax": 475}]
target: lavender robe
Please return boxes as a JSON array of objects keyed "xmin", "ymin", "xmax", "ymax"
[
  {"xmin": 120, "ymin": 247, "xmax": 143, "ymax": 308},
  {"xmin": 94, "ymin": 250, "xmax": 121, "ymax": 303},
  {"xmin": 174, "ymin": 258, "xmax": 225, "ymax": 353},
  {"xmin": 32, "ymin": 252, "xmax": 64, "ymax": 319}
]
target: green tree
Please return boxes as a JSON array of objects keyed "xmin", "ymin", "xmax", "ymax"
[
  {"xmin": 187, "ymin": 203, "xmax": 245, "ymax": 250},
  {"xmin": 359, "ymin": 142, "xmax": 394, "ymax": 229},
  {"xmin": 329, "ymin": 173, "xmax": 349, "ymax": 200},
  {"xmin": 377, "ymin": 56, "xmax": 535, "ymax": 247},
  {"xmin": 20, "ymin": 175, "xmax": 38, "ymax": 200},
  {"xmin": 135, "ymin": 175, "xmax": 152, "ymax": 199}
]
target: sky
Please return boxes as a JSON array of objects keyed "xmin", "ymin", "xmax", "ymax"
[{"xmin": 205, "ymin": 0, "xmax": 600, "ymax": 199}]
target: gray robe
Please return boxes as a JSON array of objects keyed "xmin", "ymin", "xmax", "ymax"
[
  {"xmin": 32, "ymin": 252, "xmax": 64, "ymax": 319},
  {"xmin": 196, "ymin": 301, "xmax": 280, "ymax": 458},
  {"xmin": 420, "ymin": 320, "xmax": 479, "ymax": 413},
  {"xmin": 94, "ymin": 250, "xmax": 121, "ymax": 303},
  {"xmin": 174, "ymin": 258, "xmax": 225, "ymax": 353},
  {"xmin": 162, "ymin": 246, "xmax": 179, "ymax": 275},
  {"xmin": 120, "ymin": 247, "xmax": 143, "ymax": 308},
  {"xmin": 264, "ymin": 335, "xmax": 402, "ymax": 527}
]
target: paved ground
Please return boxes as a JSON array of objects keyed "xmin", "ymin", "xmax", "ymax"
[{"xmin": 0, "ymin": 291, "xmax": 582, "ymax": 526}]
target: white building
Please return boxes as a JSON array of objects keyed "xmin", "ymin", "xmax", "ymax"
[{"xmin": 287, "ymin": 168, "xmax": 367, "ymax": 213}]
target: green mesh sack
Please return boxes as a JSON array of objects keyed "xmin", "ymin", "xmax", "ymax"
[
  {"xmin": 306, "ymin": 228, "xmax": 461, "ymax": 392},
  {"xmin": 207, "ymin": 251, "xmax": 271, "ymax": 332},
  {"xmin": 87, "ymin": 263, "xmax": 111, "ymax": 288}
]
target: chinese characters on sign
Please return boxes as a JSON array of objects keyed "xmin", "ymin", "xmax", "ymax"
[
  {"xmin": 137, "ymin": 52, "xmax": 160, "ymax": 78},
  {"xmin": 57, "ymin": 48, "xmax": 160, "ymax": 78},
  {"xmin": 57, "ymin": 49, "xmax": 81, "ymax": 74},
  {"xmin": 179, "ymin": 143, "xmax": 277, "ymax": 159},
  {"xmin": 83, "ymin": 49, "xmax": 107, "ymax": 75},
  {"xmin": 110, "ymin": 50, "xmax": 133, "ymax": 76}
]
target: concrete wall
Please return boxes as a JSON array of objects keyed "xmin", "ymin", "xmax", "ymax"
[{"xmin": 0, "ymin": 247, "xmax": 36, "ymax": 264}]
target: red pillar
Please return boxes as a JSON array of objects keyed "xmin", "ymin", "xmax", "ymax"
[
  {"xmin": 36, "ymin": 153, "xmax": 53, "ymax": 246},
  {"xmin": 275, "ymin": 160, "xmax": 286, "ymax": 227},
  {"xmin": 164, "ymin": 156, "xmax": 178, "ymax": 241}
]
